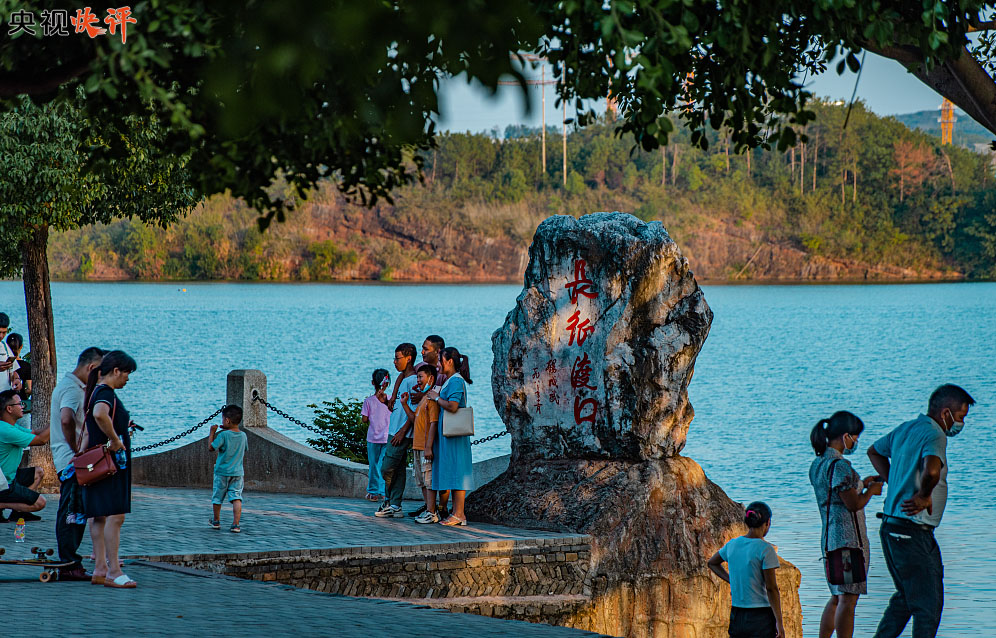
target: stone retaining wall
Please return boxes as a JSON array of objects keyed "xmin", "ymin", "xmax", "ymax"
[
  {"xmin": 132, "ymin": 424, "xmax": 510, "ymax": 500},
  {"xmin": 137, "ymin": 536, "xmax": 593, "ymax": 602}
]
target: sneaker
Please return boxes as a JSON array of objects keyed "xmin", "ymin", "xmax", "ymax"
[
  {"xmin": 415, "ymin": 511, "xmax": 440, "ymax": 524},
  {"xmin": 209, "ymin": 519, "xmax": 220, "ymax": 529},
  {"xmin": 407, "ymin": 504, "xmax": 427, "ymax": 518},
  {"xmin": 375, "ymin": 505, "xmax": 403, "ymax": 518},
  {"xmin": 17, "ymin": 511, "xmax": 41, "ymax": 522}
]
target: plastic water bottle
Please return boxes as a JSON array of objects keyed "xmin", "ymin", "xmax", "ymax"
[{"xmin": 14, "ymin": 518, "xmax": 25, "ymax": 542}]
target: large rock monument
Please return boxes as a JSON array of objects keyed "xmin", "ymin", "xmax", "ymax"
[{"xmin": 467, "ymin": 213, "xmax": 802, "ymax": 638}]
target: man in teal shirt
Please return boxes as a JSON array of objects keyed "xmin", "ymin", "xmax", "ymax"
[
  {"xmin": 868, "ymin": 384, "xmax": 975, "ymax": 638},
  {"xmin": 0, "ymin": 389, "xmax": 50, "ymax": 520}
]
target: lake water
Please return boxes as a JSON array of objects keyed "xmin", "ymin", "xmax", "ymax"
[{"xmin": 1, "ymin": 280, "xmax": 993, "ymax": 636}]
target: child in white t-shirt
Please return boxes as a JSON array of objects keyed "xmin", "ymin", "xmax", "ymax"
[{"xmin": 708, "ymin": 501, "xmax": 785, "ymax": 638}]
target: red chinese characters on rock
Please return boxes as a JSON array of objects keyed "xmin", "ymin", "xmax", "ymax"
[
  {"xmin": 570, "ymin": 353, "xmax": 596, "ymax": 391},
  {"xmin": 563, "ymin": 258, "xmax": 600, "ymax": 427},
  {"xmin": 565, "ymin": 258, "xmax": 597, "ymax": 303}
]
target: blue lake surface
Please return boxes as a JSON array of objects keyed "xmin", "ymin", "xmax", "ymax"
[{"xmin": 1, "ymin": 280, "xmax": 993, "ymax": 636}]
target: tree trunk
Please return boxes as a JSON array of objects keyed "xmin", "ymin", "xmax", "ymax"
[
  {"xmin": 813, "ymin": 135, "xmax": 819, "ymax": 192},
  {"xmin": 20, "ymin": 223, "xmax": 58, "ymax": 491},
  {"xmin": 800, "ymin": 142, "xmax": 805, "ymax": 193},
  {"xmin": 661, "ymin": 146, "xmax": 666, "ymax": 187},
  {"xmin": 671, "ymin": 145, "xmax": 680, "ymax": 186}
]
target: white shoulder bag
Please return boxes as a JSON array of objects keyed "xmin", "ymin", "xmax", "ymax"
[{"xmin": 440, "ymin": 375, "xmax": 474, "ymax": 437}]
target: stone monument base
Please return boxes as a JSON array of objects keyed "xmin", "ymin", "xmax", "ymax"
[{"xmin": 467, "ymin": 456, "xmax": 802, "ymax": 638}]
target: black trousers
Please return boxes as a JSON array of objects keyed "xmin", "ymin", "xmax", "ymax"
[
  {"xmin": 873, "ymin": 520, "xmax": 944, "ymax": 638},
  {"xmin": 56, "ymin": 476, "xmax": 86, "ymax": 569},
  {"xmin": 729, "ymin": 606, "xmax": 776, "ymax": 638}
]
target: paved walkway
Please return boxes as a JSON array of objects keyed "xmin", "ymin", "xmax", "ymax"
[
  {"xmin": 0, "ymin": 488, "xmax": 598, "ymax": 637},
  {"xmin": 5, "ymin": 487, "xmax": 570, "ymax": 558},
  {"xmin": 1, "ymin": 561, "xmax": 600, "ymax": 637}
]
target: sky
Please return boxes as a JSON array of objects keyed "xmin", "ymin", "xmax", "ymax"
[{"xmin": 436, "ymin": 53, "xmax": 951, "ymax": 134}]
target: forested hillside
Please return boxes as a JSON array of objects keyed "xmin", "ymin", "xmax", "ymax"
[{"xmin": 50, "ymin": 102, "xmax": 996, "ymax": 281}]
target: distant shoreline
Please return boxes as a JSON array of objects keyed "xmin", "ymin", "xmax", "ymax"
[{"xmin": 2, "ymin": 276, "xmax": 987, "ymax": 286}]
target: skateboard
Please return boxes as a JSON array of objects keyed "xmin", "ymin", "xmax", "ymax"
[{"xmin": 0, "ymin": 547, "xmax": 75, "ymax": 582}]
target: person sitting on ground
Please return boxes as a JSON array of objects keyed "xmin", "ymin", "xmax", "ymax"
[
  {"xmin": 209, "ymin": 404, "xmax": 247, "ymax": 533},
  {"xmin": 0, "ymin": 389, "xmax": 49, "ymax": 521},
  {"xmin": 707, "ymin": 502, "xmax": 786, "ymax": 638},
  {"xmin": 376, "ymin": 343, "xmax": 417, "ymax": 518},
  {"xmin": 6, "ymin": 333, "xmax": 31, "ymax": 412},
  {"xmin": 401, "ymin": 365, "xmax": 441, "ymax": 524},
  {"xmin": 361, "ymin": 368, "xmax": 391, "ymax": 502}
]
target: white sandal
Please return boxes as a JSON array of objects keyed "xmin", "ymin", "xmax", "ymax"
[{"xmin": 104, "ymin": 574, "xmax": 137, "ymax": 589}]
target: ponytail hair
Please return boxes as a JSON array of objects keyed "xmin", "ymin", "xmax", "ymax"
[
  {"xmin": 744, "ymin": 501, "xmax": 772, "ymax": 529},
  {"xmin": 441, "ymin": 346, "xmax": 473, "ymax": 384},
  {"xmin": 371, "ymin": 368, "xmax": 390, "ymax": 390},
  {"xmin": 809, "ymin": 410, "xmax": 865, "ymax": 456},
  {"xmin": 83, "ymin": 350, "xmax": 138, "ymax": 413}
]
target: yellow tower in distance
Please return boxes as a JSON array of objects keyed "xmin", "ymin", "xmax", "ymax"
[{"xmin": 939, "ymin": 98, "xmax": 956, "ymax": 145}]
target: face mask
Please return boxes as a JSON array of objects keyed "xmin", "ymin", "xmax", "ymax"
[
  {"xmin": 422, "ymin": 383, "xmax": 431, "ymax": 393},
  {"xmin": 842, "ymin": 435, "xmax": 856, "ymax": 455},
  {"xmin": 944, "ymin": 411, "xmax": 965, "ymax": 437}
]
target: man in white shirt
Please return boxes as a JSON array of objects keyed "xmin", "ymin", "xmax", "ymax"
[
  {"xmin": 49, "ymin": 347, "xmax": 105, "ymax": 581},
  {"xmin": 0, "ymin": 313, "xmax": 22, "ymax": 393}
]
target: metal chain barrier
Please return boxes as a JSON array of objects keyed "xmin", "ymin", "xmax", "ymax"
[
  {"xmin": 252, "ymin": 394, "xmax": 325, "ymax": 436},
  {"xmin": 470, "ymin": 430, "xmax": 509, "ymax": 446},
  {"xmin": 131, "ymin": 406, "xmax": 225, "ymax": 452},
  {"xmin": 253, "ymin": 394, "xmax": 510, "ymax": 446}
]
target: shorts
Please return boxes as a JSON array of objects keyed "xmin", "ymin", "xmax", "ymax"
[
  {"xmin": 212, "ymin": 475, "xmax": 244, "ymax": 505},
  {"xmin": 412, "ymin": 450, "xmax": 431, "ymax": 489},
  {"xmin": 728, "ymin": 606, "xmax": 776, "ymax": 638},
  {"xmin": 0, "ymin": 467, "xmax": 40, "ymax": 506}
]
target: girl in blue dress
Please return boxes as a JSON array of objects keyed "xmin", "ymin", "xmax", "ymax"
[{"xmin": 430, "ymin": 346, "xmax": 473, "ymax": 526}]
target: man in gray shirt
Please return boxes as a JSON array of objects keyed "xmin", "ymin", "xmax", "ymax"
[
  {"xmin": 49, "ymin": 347, "xmax": 104, "ymax": 581},
  {"xmin": 867, "ymin": 384, "xmax": 975, "ymax": 638}
]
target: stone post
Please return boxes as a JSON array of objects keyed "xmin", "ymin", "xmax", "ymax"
[{"xmin": 227, "ymin": 370, "xmax": 267, "ymax": 429}]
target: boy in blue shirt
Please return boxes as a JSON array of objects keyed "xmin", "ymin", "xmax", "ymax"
[{"xmin": 208, "ymin": 404, "xmax": 247, "ymax": 533}]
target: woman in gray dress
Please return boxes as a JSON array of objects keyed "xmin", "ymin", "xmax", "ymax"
[{"xmin": 809, "ymin": 411, "xmax": 883, "ymax": 638}]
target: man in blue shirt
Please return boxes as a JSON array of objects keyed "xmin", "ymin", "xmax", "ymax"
[
  {"xmin": 375, "ymin": 343, "xmax": 417, "ymax": 518},
  {"xmin": 0, "ymin": 389, "xmax": 50, "ymax": 520},
  {"xmin": 867, "ymin": 384, "xmax": 975, "ymax": 638}
]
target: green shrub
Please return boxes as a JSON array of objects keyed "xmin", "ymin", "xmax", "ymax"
[{"xmin": 306, "ymin": 399, "xmax": 368, "ymax": 463}]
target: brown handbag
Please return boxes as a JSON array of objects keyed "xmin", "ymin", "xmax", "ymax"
[
  {"xmin": 73, "ymin": 389, "xmax": 119, "ymax": 486},
  {"xmin": 823, "ymin": 459, "xmax": 867, "ymax": 585}
]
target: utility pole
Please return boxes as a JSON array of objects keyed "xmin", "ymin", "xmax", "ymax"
[
  {"xmin": 562, "ymin": 97, "xmax": 567, "ymax": 187},
  {"xmin": 500, "ymin": 54, "xmax": 555, "ymax": 176},
  {"xmin": 541, "ymin": 65, "xmax": 546, "ymax": 174}
]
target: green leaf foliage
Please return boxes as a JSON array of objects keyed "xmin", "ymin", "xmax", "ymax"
[
  {"xmin": 1, "ymin": 0, "xmax": 990, "ymax": 230},
  {"xmin": 50, "ymin": 103, "xmax": 996, "ymax": 280},
  {"xmin": 306, "ymin": 399, "xmax": 368, "ymax": 463},
  {"xmin": 0, "ymin": 91, "xmax": 194, "ymax": 276}
]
